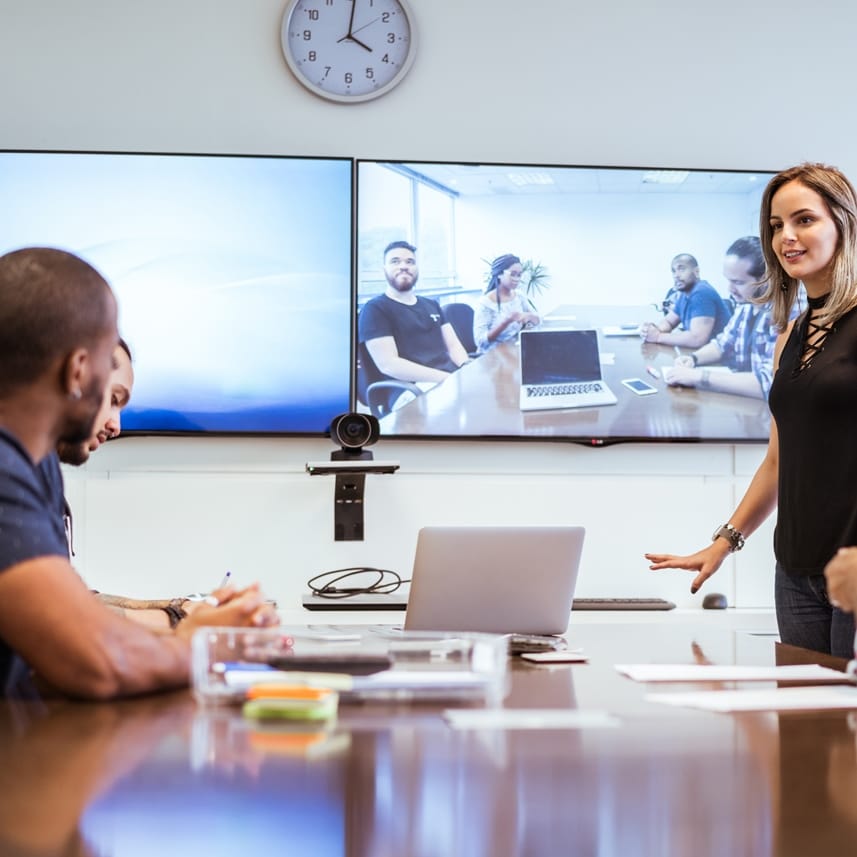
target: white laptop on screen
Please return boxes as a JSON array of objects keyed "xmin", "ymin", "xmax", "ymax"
[
  {"xmin": 519, "ymin": 328, "xmax": 618, "ymax": 411},
  {"xmin": 403, "ymin": 526, "xmax": 585, "ymax": 635}
]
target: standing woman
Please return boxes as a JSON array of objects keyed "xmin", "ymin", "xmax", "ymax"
[
  {"xmin": 646, "ymin": 163, "xmax": 857, "ymax": 657},
  {"xmin": 473, "ymin": 254, "xmax": 541, "ymax": 354}
]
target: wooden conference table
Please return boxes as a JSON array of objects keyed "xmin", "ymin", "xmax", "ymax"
[
  {"xmin": 2, "ymin": 622, "xmax": 856, "ymax": 857},
  {"xmin": 380, "ymin": 305, "xmax": 772, "ymax": 441}
]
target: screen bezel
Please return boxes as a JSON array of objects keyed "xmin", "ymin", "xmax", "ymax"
[
  {"xmin": 355, "ymin": 156, "xmax": 776, "ymax": 447},
  {"xmin": 0, "ymin": 148, "xmax": 356, "ymax": 439}
]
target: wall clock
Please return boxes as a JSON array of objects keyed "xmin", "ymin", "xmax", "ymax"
[{"xmin": 281, "ymin": 0, "xmax": 417, "ymax": 103}]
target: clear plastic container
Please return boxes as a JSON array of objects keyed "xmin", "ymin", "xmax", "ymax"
[{"xmin": 192, "ymin": 626, "xmax": 509, "ymax": 706}]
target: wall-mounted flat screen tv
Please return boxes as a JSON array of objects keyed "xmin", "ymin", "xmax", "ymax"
[
  {"xmin": 0, "ymin": 150, "xmax": 353, "ymax": 434},
  {"xmin": 356, "ymin": 159, "xmax": 780, "ymax": 444}
]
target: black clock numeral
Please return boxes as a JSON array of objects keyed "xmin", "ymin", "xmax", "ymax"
[
  {"xmin": 323, "ymin": 66, "xmax": 331, "ymax": 79},
  {"xmin": 381, "ymin": 53, "xmax": 389, "ymax": 63},
  {"xmin": 308, "ymin": 50, "xmax": 317, "ymax": 61},
  {"xmin": 381, "ymin": 12, "xmax": 390, "ymax": 22},
  {"xmin": 345, "ymin": 72, "xmax": 353, "ymax": 84},
  {"xmin": 303, "ymin": 29, "xmax": 312, "ymax": 41},
  {"xmin": 305, "ymin": 9, "xmax": 319, "ymax": 20},
  {"xmin": 365, "ymin": 67, "xmax": 374, "ymax": 79},
  {"xmin": 386, "ymin": 32, "xmax": 395, "ymax": 44}
]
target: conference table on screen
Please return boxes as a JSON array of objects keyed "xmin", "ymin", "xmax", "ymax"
[
  {"xmin": 5, "ymin": 623, "xmax": 857, "ymax": 857},
  {"xmin": 380, "ymin": 304, "xmax": 772, "ymax": 441}
]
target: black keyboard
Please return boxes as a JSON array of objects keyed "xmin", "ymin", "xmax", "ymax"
[{"xmin": 572, "ymin": 597, "xmax": 676, "ymax": 611}]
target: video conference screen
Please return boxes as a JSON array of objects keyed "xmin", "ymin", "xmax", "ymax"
[
  {"xmin": 356, "ymin": 160, "xmax": 778, "ymax": 443},
  {"xmin": 0, "ymin": 150, "xmax": 353, "ymax": 434}
]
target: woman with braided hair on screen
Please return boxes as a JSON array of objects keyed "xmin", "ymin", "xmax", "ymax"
[{"xmin": 473, "ymin": 253, "xmax": 541, "ymax": 354}]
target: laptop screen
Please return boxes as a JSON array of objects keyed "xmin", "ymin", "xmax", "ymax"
[{"xmin": 521, "ymin": 330, "xmax": 602, "ymax": 385}]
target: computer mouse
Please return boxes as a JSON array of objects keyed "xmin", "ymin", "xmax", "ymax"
[{"xmin": 702, "ymin": 592, "xmax": 728, "ymax": 610}]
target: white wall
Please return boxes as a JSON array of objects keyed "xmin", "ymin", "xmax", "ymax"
[{"xmin": 4, "ymin": 0, "xmax": 853, "ymax": 610}]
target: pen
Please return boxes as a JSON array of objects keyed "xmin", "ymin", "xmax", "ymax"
[
  {"xmin": 645, "ymin": 366, "xmax": 660, "ymax": 380},
  {"xmin": 205, "ymin": 571, "xmax": 232, "ymax": 606}
]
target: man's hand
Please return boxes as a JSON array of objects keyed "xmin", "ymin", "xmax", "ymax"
[
  {"xmin": 176, "ymin": 583, "xmax": 279, "ymax": 639},
  {"xmin": 663, "ymin": 366, "xmax": 702, "ymax": 388},
  {"xmin": 825, "ymin": 547, "xmax": 857, "ymax": 612},
  {"xmin": 640, "ymin": 322, "xmax": 663, "ymax": 343}
]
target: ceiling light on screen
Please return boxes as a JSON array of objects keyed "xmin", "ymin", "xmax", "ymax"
[
  {"xmin": 507, "ymin": 172, "xmax": 555, "ymax": 187},
  {"xmin": 641, "ymin": 170, "xmax": 690, "ymax": 185}
]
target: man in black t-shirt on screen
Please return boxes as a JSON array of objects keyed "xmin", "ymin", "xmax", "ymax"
[{"xmin": 358, "ymin": 241, "xmax": 470, "ymax": 384}]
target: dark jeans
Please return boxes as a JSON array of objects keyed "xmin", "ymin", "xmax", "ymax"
[{"xmin": 775, "ymin": 564, "xmax": 856, "ymax": 658}]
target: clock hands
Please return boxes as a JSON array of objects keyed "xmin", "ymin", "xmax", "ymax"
[
  {"xmin": 335, "ymin": 0, "xmax": 375, "ymax": 52},
  {"xmin": 351, "ymin": 16, "xmax": 380, "ymax": 38},
  {"xmin": 343, "ymin": 0, "xmax": 357, "ymax": 40}
]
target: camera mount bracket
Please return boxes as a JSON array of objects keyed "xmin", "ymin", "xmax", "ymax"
[
  {"xmin": 307, "ymin": 412, "xmax": 397, "ymax": 541},
  {"xmin": 305, "ymin": 462, "xmax": 400, "ymax": 541}
]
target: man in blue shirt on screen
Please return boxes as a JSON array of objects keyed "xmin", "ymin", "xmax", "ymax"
[
  {"xmin": 359, "ymin": 241, "xmax": 470, "ymax": 384},
  {"xmin": 663, "ymin": 236, "xmax": 803, "ymax": 400},
  {"xmin": 640, "ymin": 253, "xmax": 732, "ymax": 348}
]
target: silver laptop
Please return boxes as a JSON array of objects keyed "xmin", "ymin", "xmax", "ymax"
[
  {"xmin": 403, "ymin": 526, "xmax": 585, "ymax": 635},
  {"xmin": 519, "ymin": 328, "xmax": 618, "ymax": 410}
]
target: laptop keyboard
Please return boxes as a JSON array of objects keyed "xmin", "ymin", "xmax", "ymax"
[
  {"xmin": 525, "ymin": 382, "xmax": 605, "ymax": 397},
  {"xmin": 572, "ymin": 597, "xmax": 676, "ymax": 611}
]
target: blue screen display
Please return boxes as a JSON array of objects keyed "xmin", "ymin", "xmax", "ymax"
[{"xmin": 0, "ymin": 151, "xmax": 353, "ymax": 434}]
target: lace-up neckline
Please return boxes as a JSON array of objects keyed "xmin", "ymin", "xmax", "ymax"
[{"xmin": 795, "ymin": 293, "xmax": 833, "ymax": 374}]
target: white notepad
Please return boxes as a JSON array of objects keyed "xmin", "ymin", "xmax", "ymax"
[
  {"xmin": 616, "ymin": 663, "xmax": 850, "ymax": 683},
  {"xmin": 646, "ymin": 685, "xmax": 857, "ymax": 713}
]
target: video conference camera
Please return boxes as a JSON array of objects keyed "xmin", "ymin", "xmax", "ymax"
[
  {"xmin": 305, "ymin": 412, "xmax": 400, "ymax": 541},
  {"xmin": 330, "ymin": 412, "xmax": 379, "ymax": 459},
  {"xmin": 305, "ymin": 412, "xmax": 400, "ymax": 476}
]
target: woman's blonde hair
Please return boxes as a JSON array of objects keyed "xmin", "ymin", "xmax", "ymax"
[{"xmin": 757, "ymin": 162, "xmax": 857, "ymax": 330}]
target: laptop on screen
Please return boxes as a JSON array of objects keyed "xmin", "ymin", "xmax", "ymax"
[
  {"xmin": 519, "ymin": 328, "xmax": 618, "ymax": 411},
  {"xmin": 403, "ymin": 526, "xmax": 585, "ymax": 635}
]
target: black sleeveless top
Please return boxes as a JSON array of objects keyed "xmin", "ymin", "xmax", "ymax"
[{"xmin": 768, "ymin": 303, "xmax": 857, "ymax": 575}]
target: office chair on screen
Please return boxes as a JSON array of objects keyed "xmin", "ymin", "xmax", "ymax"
[
  {"xmin": 443, "ymin": 302, "xmax": 479, "ymax": 358},
  {"xmin": 356, "ymin": 341, "xmax": 423, "ymax": 419}
]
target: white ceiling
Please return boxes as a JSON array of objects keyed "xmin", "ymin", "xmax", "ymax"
[{"xmin": 373, "ymin": 161, "xmax": 771, "ymax": 197}]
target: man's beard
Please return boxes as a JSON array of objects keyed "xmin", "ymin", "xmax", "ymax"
[
  {"xmin": 56, "ymin": 440, "xmax": 90, "ymax": 466},
  {"xmin": 386, "ymin": 271, "xmax": 417, "ymax": 292},
  {"xmin": 58, "ymin": 375, "xmax": 103, "ymax": 456}
]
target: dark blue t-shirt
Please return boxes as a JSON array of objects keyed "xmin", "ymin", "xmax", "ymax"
[
  {"xmin": 673, "ymin": 280, "xmax": 732, "ymax": 339},
  {"xmin": 0, "ymin": 430, "xmax": 68, "ymax": 695}
]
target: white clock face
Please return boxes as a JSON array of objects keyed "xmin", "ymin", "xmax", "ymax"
[{"xmin": 282, "ymin": 0, "xmax": 416, "ymax": 103}]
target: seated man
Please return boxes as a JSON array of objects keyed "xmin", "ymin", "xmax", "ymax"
[
  {"xmin": 664, "ymin": 237, "xmax": 799, "ymax": 400},
  {"xmin": 358, "ymin": 241, "xmax": 470, "ymax": 384},
  {"xmin": 0, "ymin": 247, "xmax": 276, "ymax": 699},
  {"xmin": 55, "ymin": 338, "xmax": 209, "ymax": 630},
  {"xmin": 640, "ymin": 253, "xmax": 732, "ymax": 348}
]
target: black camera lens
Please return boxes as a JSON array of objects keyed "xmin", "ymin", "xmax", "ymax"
[{"xmin": 330, "ymin": 413, "xmax": 379, "ymax": 449}]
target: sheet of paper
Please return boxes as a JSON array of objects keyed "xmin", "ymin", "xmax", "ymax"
[
  {"xmin": 615, "ymin": 663, "xmax": 850, "ymax": 683},
  {"xmin": 646, "ymin": 685, "xmax": 857, "ymax": 713},
  {"xmin": 602, "ymin": 325, "xmax": 641, "ymax": 336},
  {"xmin": 444, "ymin": 708, "xmax": 619, "ymax": 730},
  {"xmin": 661, "ymin": 364, "xmax": 731, "ymax": 382}
]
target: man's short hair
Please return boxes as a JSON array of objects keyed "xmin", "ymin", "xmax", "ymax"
[
  {"xmin": 672, "ymin": 253, "xmax": 699, "ymax": 268},
  {"xmin": 726, "ymin": 236, "xmax": 765, "ymax": 281},
  {"xmin": 383, "ymin": 240, "xmax": 417, "ymax": 260},
  {"xmin": 0, "ymin": 247, "xmax": 114, "ymax": 397}
]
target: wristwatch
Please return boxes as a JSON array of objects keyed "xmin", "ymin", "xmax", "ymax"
[{"xmin": 712, "ymin": 523, "xmax": 745, "ymax": 552}]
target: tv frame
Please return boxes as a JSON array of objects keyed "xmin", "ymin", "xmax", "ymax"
[
  {"xmin": 354, "ymin": 157, "xmax": 778, "ymax": 447},
  {"xmin": 0, "ymin": 147, "xmax": 355, "ymax": 438}
]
